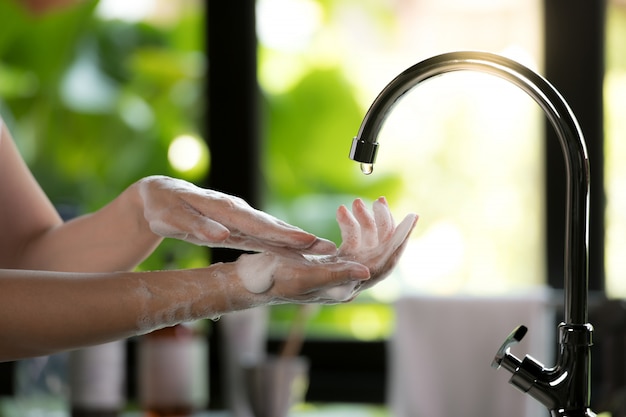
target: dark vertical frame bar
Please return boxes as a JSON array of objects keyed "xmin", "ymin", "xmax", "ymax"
[
  {"xmin": 544, "ymin": 1, "xmax": 607, "ymax": 408},
  {"xmin": 206, "ymin": 0, "xmax": 260, "ymax": 206},
  {"xmin": 544, "ymin": 0, "xmax": 606, "ymax": 295},
  {"xmin": 205, "ymin": 0, "xmax": 259, "ymax": 408}
]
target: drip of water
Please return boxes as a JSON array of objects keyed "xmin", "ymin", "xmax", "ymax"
[{"xmin": 360, "ymin": 163, "xmax": 374, "ymax": 175}]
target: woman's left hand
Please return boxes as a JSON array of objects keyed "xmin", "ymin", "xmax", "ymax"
[{"xmin": 136, "ymin": 176, "xmax": 337, "ymax": 255}]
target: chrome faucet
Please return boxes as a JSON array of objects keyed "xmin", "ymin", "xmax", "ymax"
[{"xmin": 349, "ymin": 51, "xmax": 595, "ymax": 416}]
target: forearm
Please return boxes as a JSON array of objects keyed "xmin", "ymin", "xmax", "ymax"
[
  {"xmin": 17, "ymin": 181, "xmax": 162, "ymax": 272},
  {"xmin": 0, "ymin": 262, "xmax": 258, "ymax": 361}
]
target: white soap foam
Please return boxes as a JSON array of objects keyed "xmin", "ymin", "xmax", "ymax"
[
  {"xmin": 235, "ymin": 252, "xmax": 279, "ymax": 294},
  {"xmin": 321, "ymin": 281, "xmax": 358, "ymax": 302}
]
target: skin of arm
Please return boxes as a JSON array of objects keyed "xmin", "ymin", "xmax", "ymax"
[
  {"xmin": 0, "ymin": 120, "xmax": 416, "ymax": 362},
  {"xmin": 0, "ymin": 257, "xmax": 370, "ymax": 361},
  {"xmin": 0, "ymin": 122, "xmax": 162, "ymax": 272}
]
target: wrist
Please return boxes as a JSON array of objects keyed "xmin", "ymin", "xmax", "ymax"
[
  {"xmin": 153, "ymin": 263, "xmax": 272, "ymax": 328},
  {"xmin": 128, "ymin": 178, "xmax": 160, "ymax": 239}
]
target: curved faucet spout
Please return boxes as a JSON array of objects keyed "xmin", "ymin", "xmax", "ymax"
[
  {"xmin": 349, "ymin": 51, "xmax": 593, "ymax": 416},
  {"xmin": 349, "ymin": 51, "xmax": 590, "ymax": 326}
]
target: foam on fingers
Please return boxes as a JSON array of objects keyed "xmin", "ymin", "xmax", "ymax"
[
  {"xmin": 352, "ymin": 199, "xmax": 378, "ymax": 248},
  {"xmin": 390, "ymin": 213, "xmax": 419, "ymax": 251},
  {"xmin": 373, "ymin": 197, "xmax": 394, "ymax": 242},
  {"xmin": 336, "ymin": 204, "xmax": 361, "ymax": 254},
  {"xmin": 321, "ymin": 281, "xmax": 359, "ymax": 302}
]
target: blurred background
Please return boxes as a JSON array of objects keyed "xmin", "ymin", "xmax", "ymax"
[{"xmin": 0, "ymin": 0, "xmax": 625, "ymax": 415}]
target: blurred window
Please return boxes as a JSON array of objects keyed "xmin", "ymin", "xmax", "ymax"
[
  {"xmin": 0, "ymin": 0, "xmax": 547, "ymax": 339},
  {"xmin": 258, "ymin": 0, "xmax": 545, "ymax": 339}
]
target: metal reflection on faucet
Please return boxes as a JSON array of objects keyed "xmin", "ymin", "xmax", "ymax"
[{"xmin": 349, "ymin": 51, "xmax": 594, "ymax": 417}]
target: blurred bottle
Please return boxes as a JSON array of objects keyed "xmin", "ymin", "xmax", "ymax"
[
  {"xmin": 69, "ymin": 340, "xmax": 126, "ymax": 417},
  {"xmin": 221, "ymin": 307, "xmax": 269, "ymax": 417},
  {"xmin": 138, "ymin": 322, "xmax": 209, "ymax": 417}
]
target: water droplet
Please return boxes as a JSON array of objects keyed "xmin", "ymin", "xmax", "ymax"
[{"xmin": 360, "ymin": 163, "xmax": 374, "ymax": 175}]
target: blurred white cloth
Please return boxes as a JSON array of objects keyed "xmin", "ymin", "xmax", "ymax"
[{"xmin": 388, "ymin": 293, "xmax": 554, "ymax": 417}]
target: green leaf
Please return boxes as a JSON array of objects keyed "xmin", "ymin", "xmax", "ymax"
[{"xmin": 263, "ymin": 67, "xmax": 401, "ymax": 200}]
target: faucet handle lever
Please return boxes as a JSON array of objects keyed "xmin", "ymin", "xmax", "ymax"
[{"xmin": 491, "ymin": 325, "xmax": 527, "ymax": 371}]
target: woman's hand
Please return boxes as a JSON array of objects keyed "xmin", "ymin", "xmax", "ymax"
[
  {"xmin": 233, "ymin": 198, "xmax": 417, "ymax": 304},
  {"xmin": 336, "ymin": 197, "xmax": 418, "ymax": 293},
  {"xmin": 136, "ymin": 176, "xmax": 337, "ymax": 255},
  {"xmin": 235, "ymin": 251, "xmax": 372, "ymax": 304}
]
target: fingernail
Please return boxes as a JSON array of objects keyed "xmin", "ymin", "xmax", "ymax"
[{"xmin": 353, "ymin": 198, "xmax": 366, "ymax": 209}]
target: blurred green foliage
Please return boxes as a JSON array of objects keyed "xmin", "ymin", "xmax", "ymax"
[
  {"xmin": 269, "ymin": 303, "xmax": 394, "ymax": 341},
  {"xmin": 258, "ymin": 0, "xmax": 403, "ymax": 336},
  {"xmin": 258, "ymin": 0, "xmax": 403, "ymax": 245},
  {"xmin": 261, "ymin": 67, "xmax": 401, "ymax": 244},
  {"xmin": 0, "ymin": 0, "xmax": 207, "ymax": 270}
]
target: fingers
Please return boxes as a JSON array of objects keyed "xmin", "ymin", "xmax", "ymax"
[
  {"xmin": 373, "ymin": 197, "xmax": 394, "ymax": 242},
  {"xmin": 237, "ymin": 252, "xmax": 371, "ymax": 304},
  {"xmin": 193, "ymin": 192, "xmax": 315, "ymax": 247},
  {"xmin": 370, "ymin": 212, "xmax": 418, "ymax": 266},
  {"xmin": 352, "ymin": 199, "xmax": 378, "ymax": 248},
  {"xmin": 390, "ymin": 213, "xmax": 419, "ymax": 253},
  {"xmin": 178, "ymin": 211, "xmax": 232, "ymax": 244},
  {"xmin": 306, "ymin": 238, "xmax": 338, "ymax": 255},
  {"xmin": 147, "ymin": 207, "xmax": 231, "ymax": 245},
  {"xmin": 359, "ymin": 213, "xmax": 418, "ymax": 290},
  {"xmin": 337, "ymin": 205, "xmax": 361, "ymax": 254},
  {"xmin": 140, "ymin": 176, "xmax": 337, "ymax": 254},
  {"xmin": 187, "ymin": 191, "xmax": 337, "ymax": 255},
  {"xmin": 338, "ymin": 197, "xmax": 400, "ymax": 255}
]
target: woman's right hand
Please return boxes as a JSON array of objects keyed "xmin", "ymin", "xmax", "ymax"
[
  {"xmin": 234, "ymin": 251, "xmax": 372, "ymax": 304},
  {"xmin": 233, "ymin": 197, "xmax": 417, "ymax": 304}
]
